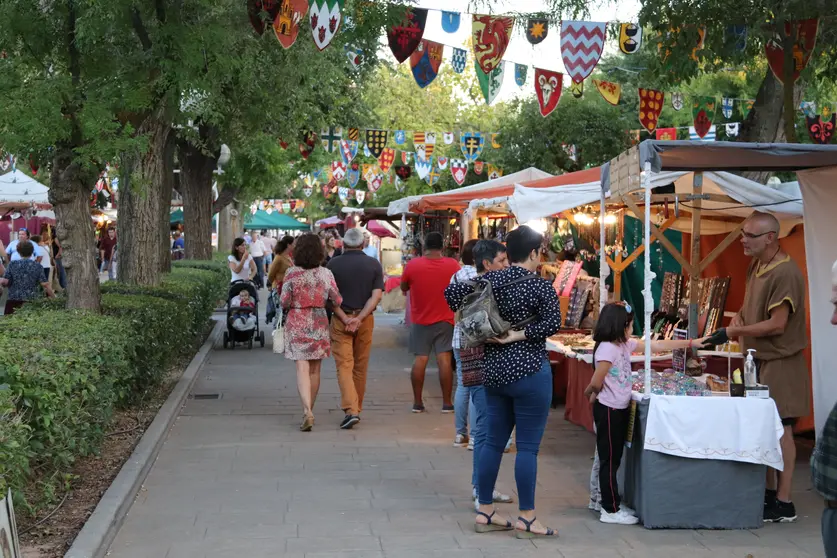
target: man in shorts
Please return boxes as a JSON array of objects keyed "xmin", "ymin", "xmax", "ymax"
[
  {"xmin": 707, "ymin": 212, "xmax": 809, "ymax": 522},
  {"xmin": 401, "ymin": 232, "xmax": 461, "ymax": 413}
]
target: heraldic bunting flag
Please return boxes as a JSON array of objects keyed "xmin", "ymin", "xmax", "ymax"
[
  {"xmin": 386, "ymin": 7, "xmax": 428, "ymax": 63},
  {"xmin": 560, "ymin": 21, "xmax": 606, "ymax": 84},
  {"xmin": 441, "ymin": 11, "xmax": 460, "ymax": 33},
  {"xmin": 765, "ymin": 19, "xmax": 818, "ymax": 84},
  {"xmin": 534, "ymin": 69, "xmax": 562, "ymax": 117},
  {"xmin": 593, "ymin": 80, "xmax": 621, "ymax": 106},
  {"xmin": 410, "ymin": 39, "xmax": 444, "ymax": 88},
  {"xmin": 472, "ymin": 15, "xmax": 514, "ymax": 74},
  {"xmin": 309, "ymin": 0, "xmax": 344, "ymax": 51},
  {"xmin": 451, "ymin": 48, "xmax": 467, "ymax": 74},
  {"xmin": 365, "ymin": 129, "xmax": 389, "ymax": 158},
  {"xmin": 476, "ymin": 62, "xmax": 505, "ymax": 105},
  {"xmin": 450, "ymin": 159, "xmax": 468, "ymax": 185},
  {"xmin": 692, "ymin": 96, "xmax": 716, "ymax": 139},
  {"xmin": 807, "ymin": 114, "xmax": 835, "ymax": 145},
  {"xmin": 526, "ymin": 18, "xmax": 548, "ymax": 45},
  {"xmin": 570, "ymin": 79, "xmax": 584, "ymax": 98},
  {"xmin": 272, "ymin": 0, "xmax": 309, "ymax": 49},
  {"xmin": 461, "ymin": 132, "xmax": 484, "ymax": 162},
  {"xmin": 638, "ymin": 89, "xmax": 664, "ymax": 133}
]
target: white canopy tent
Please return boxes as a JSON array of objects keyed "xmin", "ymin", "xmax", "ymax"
[{"xmin": 0, "ymin": 169, "xmax": 51, "ymax": 209}]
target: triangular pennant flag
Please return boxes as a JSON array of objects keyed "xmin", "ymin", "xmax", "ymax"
[
  {"xmin": 806, "ymin": 114, "xmax": 835, "ymax": 144},
  {"xmin": 474, "ymin": 161, "xmax": 485, "ymax": 175},
  {"xmin": 560, "ymin": 21, "xmax": 606, "ymax": 83},
  {"xmin": 570, "ymin": 80, "xmax": 584, "ymax": 98},
  {"xmin": 742, "ymin": 99, "xmax": 755, "ymax": 119},
  {"xmin": 338, "ymin": 186, "xmax": 349, "ymax": 204},
  {"xmin": 450, "ymin": 159, "xmax": 468, "ymax": 185},
  {"xmin": 476, "ymin": 61, "xmax": 505, "ymax": 105},
  {"xmin": 692, "ymin": 96, "xmax": 716, "ymax": 139},
  {"xmin": 443, "ymin": 132, "xmax": 454, "ymax": 145},
  {"xmin": 451, "ymin": 48, "xmax": 467, "ymax": 74},
  {"xmin": 534, "ymin": 68, "xmax": 563, "ymax": 117},
  {"xmin": 309, "ymin": 0, "xmax": 344, "ymax": 51},
  {"xmin": 725, "ymin": 123, "xmax": 740, "ymax": 137},
  {"xmin": 437, "ymin": 156, "xmax": 449, "ymax": 170},
  {"xmin": 526, "ymin": 18, "xmax": 548, "ymax": 45},
  {"xmin": 722, "ymin": 97, "xmax": 734, "ymax": 119},
  {"xmin": 394, "ymin": 130, "xmax": 406, "ymax": 145},
  {"xmin": 331, "ymin": 161, "xmax": 347, "ymax": 181},
  {"xmin": 320, "ymin": 126, "xmax": 342, "ymax": 153},
  {"xmin": 425, "ymin": 162, "xmax": 441, "ymax": 186},
  {"xmin": 472, "ymin": 15, "xmax": 514, "ymax": 74},
  {"xmin": 410, "ymin": 39, "xmax": 444, "ymax": 88},
  {"xmin": 593, "ymin": 80, "xmax": 621, "ymax": 106},
  {"xmin": 347, "ymin": 161, "xmax": 360, "ymax": 187},
  {"xmin": 272, "ymin": 0, "xmax": 308, "ymax": 49},
  {"xmin": 340, "ymin": 140, "xmax": 358, "ymax": 164},
  {"xmin": 460, "ymin": 132, "xmax": 484, "ymax": 163},
  {"xmin": 347, "ymin": 127, "xmax": 360, "ymax": 141},
  {"xmin": 618, "ymin": 23, "xmax": 642, "ymax": 54},
  {"xmin": 487, "ymin": 165, "xmax": 503, "ymax": 180},
  {"xmin": 356, "ymin": 189, "xmax": 366, "ymax": 204},
  {"xmin": 378, "ymin": 148, "xmax": 396, "ymax": 173},
  {"xmin": 415, "ymin": 156, "xmax": 432, "ymax": 180},
  {"xmin": 386, "ymin": 7, "xmax": 428, "ymax": 63},
  {"xmin": 765, "ymin": 19, "xmax": 818, "ymax": 84},
  {"xmin": 638, "ymin": 89, "xmax": 664, "ymax": 133},
  {"xmin": 672, "ymin": 92, "xmax": 684, "ymax": 111},
  {"xmin": 491, "ymin": 134, "xmax": 501, "ymax": 148},
  {"xmin": 514, "ymin": 63, "xmax": 528, "ymax": 88}
]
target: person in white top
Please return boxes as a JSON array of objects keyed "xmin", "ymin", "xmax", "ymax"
[
  {"xmin": 362, "ymin": 232, "xmax": 379, "ymax": 261},
  {"xmin": 248, "ymin": 232, "xmax": 267, "ymax": 288},
  {"xmin": 31, "ymin": 234, "xmax": 52, "ymax": 282},
  {"xmin": 228, "ymin": 238, "xmax": 256, "ymax": 284},
  {"xmin": 262, "ymin": 232, "xmax": 277, "ymax": 268},
  {"xmin": 6, "ymin": 228, "xmax": 30, "ymax": 262}
]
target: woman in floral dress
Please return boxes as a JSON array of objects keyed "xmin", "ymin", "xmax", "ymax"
[{"xmin": 280, "ymin": 234, "xmax": 351, "ymax": 431}]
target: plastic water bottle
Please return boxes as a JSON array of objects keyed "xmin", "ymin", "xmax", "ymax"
[{"xmin": 744, "ymin": 349, "xmax": 757, "ymax": 387}]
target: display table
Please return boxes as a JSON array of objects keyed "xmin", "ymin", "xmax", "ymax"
[{"xmin": 622, "ymin": 394, "xmax": 783, "ymax": 529}]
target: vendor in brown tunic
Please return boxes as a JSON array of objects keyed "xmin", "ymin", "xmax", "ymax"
[{"xmin": 706, "ymin": 212, "xmax": 808, "ymax": 524}]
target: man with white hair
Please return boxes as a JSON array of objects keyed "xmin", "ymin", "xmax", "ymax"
[
  {"xmin": 705, "ymin": 212, "xmax": 808, "ymax": 523},
  {"xmin": 811, "ymin": 259, "xmax": 837, "ymax": 556},
  {"xmin": 327, "ymin": 227, "xmax": 384, "ymax": 429},
  {"xmin": 362, "ymin": 231, "xmax": 379, "ymax": 261}
]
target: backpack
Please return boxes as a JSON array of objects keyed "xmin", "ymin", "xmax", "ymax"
[{"xmin": 456, "ymin": 274, "xmax": 537, "ymax": 349}]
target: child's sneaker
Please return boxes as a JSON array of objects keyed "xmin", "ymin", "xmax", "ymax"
[
  {"xmin": 600, "ymin": 509, "xmax": 639, "ymax": 525},
  {"xmin": 588, "ymin": 499, "xmax": 602, "ymax": 513}
]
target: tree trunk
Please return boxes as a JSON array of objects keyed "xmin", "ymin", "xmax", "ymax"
[
  {"xmin": 158, "ymin": 131, "xmax": 175, "ymax": 273},
  {"xmin": 118, "ymin": 112, "xmax": 173, "ymax": 286},
  {"xmin": 178, "ymin": 131, "xmax": 219, "ymax": 260},
  {"xmin": 48, "ymin": 148, "xmax": 101, "ymax": 311}
]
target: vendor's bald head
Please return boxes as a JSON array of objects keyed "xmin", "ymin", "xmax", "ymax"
[{"xmin": 741, "ymin": 212, "xmax": 780, "ymax": 259}]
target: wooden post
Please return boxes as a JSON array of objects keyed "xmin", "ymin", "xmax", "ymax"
[{"xmin": 689, "ymin": 173, "xmax": 703, "ymax": 338}]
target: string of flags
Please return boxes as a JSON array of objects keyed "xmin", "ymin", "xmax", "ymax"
[{"xmin": 250, "ymin": 199, "xmax": 307, "ymax": 215}]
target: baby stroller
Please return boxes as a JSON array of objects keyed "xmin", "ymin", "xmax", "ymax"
[{"xmin": 223, "ymin": 280, "xmax": 266, "ymax": 349}]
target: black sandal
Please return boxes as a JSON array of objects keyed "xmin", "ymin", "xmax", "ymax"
[
  {"xmin": 515, "ymin": 516, "xmax": 557, "ymax": 539},
  {"xmin": 475, "ymin": 510, "xmax": 513, "ymax": 533}
]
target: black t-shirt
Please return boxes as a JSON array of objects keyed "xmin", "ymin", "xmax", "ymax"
[{"xmin": 327, "ymin": 250, "xmax": 384, "ymax": 311}]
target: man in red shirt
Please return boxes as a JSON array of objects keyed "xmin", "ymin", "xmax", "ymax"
[
  {"xmin": 401, "ymin": 232, "xmax": 461, "ymax": 413},
  {"xmin": 99, "ymin": 227, "xmax": 117, "ymax": 281}
]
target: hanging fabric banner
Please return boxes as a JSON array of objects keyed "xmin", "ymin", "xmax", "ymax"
[
  {"xmin": 356, "ymin": 189, "xmax": 366, "ymax": 204},
  {"xmin": 425, "ymin": 163, "xmax": 441, "ymax": 186},
  {"xmin": 461, "ymin": 132, "xmax": 484, "ymax": 162},
  {"xmin": 515, "ymin": 63, "xmax": 528, "ymax": 88},
  {"xmin": 299, "ymin": 130, "xmax": 317, "ymax": 159},
  {"xmin": 671, "ymin": 92, "xmax": 684, "ymax": 111},
  {"xmin": 638, "ymin": 89, "xmax": 664, "ymax": 133},
  {"xmin": 692, "ymin": 96, "xmax": 716, "ymax": 139},
  {"xmin": 451, "ymin": 48, "xmax": 467, "ymax": 74},
  {"xmin": 656, "ymin": 128, "xmax": 677, "ymax": 141},
  {"xmin": 386, "ymin": 7, "xmax": 428, "ymax": 63},
  {"xmin": 722, "ymin": 98, "xmax": 734, "ymax": 119},
  {"xmin": 570, "ymin": 80, "xmax": 584, "ymax": 98},
  {"xmin": 273, "ymin": 0, "xmax": 309, "ymax": 49},
  {"xmin": 727, "ymin": 24, "xmax": 748, "ymax": 52},
  {"xmin": 472, "ymin": 14, "xmax": 514, "ymax": 74},
  {"xmin": 413, "ymin": 131, "xmax": 436, "ymax": 160},
  {"xmin": 309, "ymin": 0, "xmax": 344, "ymax": 51},
  {"xmin": 339, "ymin": 139, "xmax": 358, "ymax": 164},
  {"xmin": 725, "ymin": 123, "xmax": 740, "ymax": 137},
  {"xmin": 320, "ymin": 126, "xmax": 342, "ymax": 153},
  {"xmin": 338, "ymin": 186, "xmax": 349, "ymax": 204},
  {"xmin": 443, "ymin": 132, "xmax": 455, "ymax": 144},
  {"xmin": 491, "ymin": 134, "xmax": 501, "ymax": 148},
  {"xmin": 394, "ymin": 130, "xmax": 406, "ymax": 145},
  {"xmin": 765, "ymin": 19, "xmax": 819, "ymax": 84},
  {"xmin": 450, "ymin": 159, "xmax": 468, "ymax": 185},
  {"xmin": 526, "ymin": 18, "xmax": 548, "ymax": 45},
  {"xmin": 593, "ymin": 80, "xmax": 621, "ymax": 106},
  {"xmin": 560, "ymin": 21, "xmax": 606, "ymax": 83},
  {"xmin": 378, "ymin": 147, "xmax": 396, "ymax": 173},
  {"xmin": 487, "ymin": 165, "xmax": 503, "ymax": 180},
  {"xmin": 345, "ymin": 45, "xmax": 363, "ymax": 69},
  {"xmin": 437, "ymin": 156, "xmax": 449, "ymax": 170},
  {"xmin": 347, "ymin": 161, "xmax": 360, "ymax": 187},
  {"xmin": 347, "ymin": 127, "xmax": 360, "ymax": 141},
  {"xmin": 331, "ymin": 161, "xmax": 347, "ymax": 182},
  {"xmin": 363, "ymin": 142, "xmax": 372, "ymax": 158},
  {"xmin": 441, "ymin": 11, "xmax": 460, "ymax": 33},
  {"xmin": 800, "ymin": 101, "xmax": 817, "ymax": 118},
  {"xmin": 535, "ymin": 68, "xmax": 563, "ymax": 117},
  {"xmin": 689, "ymin": 125, "xmax": 716, "ymax": 141},
  {"xmin": 303, "ymin": 186, "xmax": 313, "ymax": 197},
  {"xmin": 395, "ymin": 164, "xmax": 412, "ymax": 181},
  {"xmin": 619, "ymin": 23, "xmax": 642, "ymax": 54},
  {"xmin": 247, "ymin": 0, "xmax": 281, "ymax": 36},
  {"xmin": 806, "ymin": 114, "xmax": 835, "ymax": 144},
  {"xmin": 742, "ymin": 99, "xmax": 755, "ymax": 119},
  {"xmin": 401, "ymin": 151, "xmax": 412, "ymax": 164},
  {"xmin": 474, "ymin": 161, "xmax": 485, "ymax": 175},
  {"xmin": 476, "ymin": 62, "xmax": 505, "ymax": 105},
  {"xmin": 368, "ymin": 172, "xmax": 384, "ymax": 192},
  {"xmin": 415, "ymin": 157, "xmax": 432, "ymax": 180},
  {"xmin": 410, "ymin": 39, "xmax": 444, "ymax": 88}
]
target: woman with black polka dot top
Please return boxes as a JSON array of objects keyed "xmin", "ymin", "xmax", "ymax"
[{"xmin": 445, "ymin": 225, "xmax": 561, "ymax": 538}]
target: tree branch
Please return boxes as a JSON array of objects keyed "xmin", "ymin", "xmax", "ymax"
[
  {"xmin": 129, "ymin": 6, "xmax": 153, "ymax": 51},
  {"xmin": 213, "ymin": 187, "xmax": 239, "ymax": 214},
  {"xmin": 67, "ymin": 0, "xmax": 81, "ymax": 87},
  {"xmin": 155, "ymin": 0, "xmax": 166, "ymax": 23}
]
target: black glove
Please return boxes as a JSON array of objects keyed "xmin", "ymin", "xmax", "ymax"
[{"xmin": 702, "ymin": 328, "xmax": 729, "ymax": 348}]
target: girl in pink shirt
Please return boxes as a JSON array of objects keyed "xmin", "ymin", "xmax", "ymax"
[{"xmin": 584, "ymin": 302, "xmax": 706, "ymax": 525}]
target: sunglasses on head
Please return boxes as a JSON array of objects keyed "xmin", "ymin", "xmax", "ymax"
[{"xmin": 615, "ymin": 301, "xmax": 633, "ymax": 314}]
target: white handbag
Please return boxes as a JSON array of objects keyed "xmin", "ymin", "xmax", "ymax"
[{"xmin": 272, "ymin": 321, "xmax": 284, "ymax": 354}]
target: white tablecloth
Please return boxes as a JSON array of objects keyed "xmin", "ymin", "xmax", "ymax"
[{"xmin": 636, "ymin": 393, "xmax": 784, "ymax": 469}]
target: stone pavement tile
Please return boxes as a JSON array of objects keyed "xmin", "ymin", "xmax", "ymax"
[
  {"xmin": 379, "ymin": 533, "xmax": 460, "ymax": 551},
  {"xmin": 285, "ymin": 536, "xmax": 383, "ymax": 553},
  {"xmin": 371, "ymin": 497, "xmax": 457, "ymax": 511},
  {"xmin": 287, "ymin": 498, "xmax": 371, "ymax": 513},
  {"xmin": 193, "ymin": 510, "xmax": 297, "ymax": 540},
  {"xmin": 454, "ymin": 532, "xmax": 538, "ymax": 550},
  {"xmin": 386, "ymin": 550, "xmax": 484, "ymax": 558},
  {"xmin": 301, "ymin": 552, "xmax": 385, "ymax": 558},
  {"xmin": 480, "ymin": 548, "xmax": 562, "ymax": 558},
  {"xmin": 110, "ymin": 525, "xmax": 207, "ymax": 554},
  {"xmin": 298, "ymin": 521, "xmax": 373, "ymax": 537},
  {"xmin": 287, "ymin": 508, "xmax": 389, "ymax": 525}
]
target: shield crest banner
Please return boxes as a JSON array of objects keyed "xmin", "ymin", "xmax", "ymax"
[
  {"xmin": 561, "ymin": 21, "xmax": 606, "ymax": 83},
  {"xmin": 303, "ymin": 186, "xmax": 313, "ymax": 197},
  {"xmin": 410, "ymin": 39, "xmax": 444, "ymax": 88},
  {"xmin": 331, "ymin": 161, "xmax": 347, "ymax": 182},
  {"xmin": 437, "ymin": 157, "xmax": 449, "ymax": 170},
  {"xmin": 515, "ymin": 63, "xmax": 528, "ymax": 88},
  {"xmin": 400, "ymin": 151, "xmax": 412, "ymax": 164},
  {"xmin": 356, "ymin": 189, "xmax": 366, "ymax": 204},
  {"xmin": 339, "ymin": 140, "xmax": 358, "ymax": 164},
  {"xmin": 347, "ymin": 162, "xmax": 360, "ymax": 187},
  {"xmin": 451, "ymin": 48, "xmax": 467, "ymax": 74},
  {"xmin": 765, "ymin": 19, "xmax": 818, "ymax": 84},
  {"xmin": 378, "ymin": 147, "xmax": 396, "ymax": 173},
  {"xmin": 526, "ymin": 18, "xmax": 548, "ymax": 45},
  {"xmin": 535, "ymin": 68, "xmax": 563, "ymax": 117},
  {"xmin": 248, "ymin": 0, "xmax": 281, "ymax": 36},
  {"xmin": 472, "ymin": 15, "xmax": 514, "ymax": 74},
  {"xmin": 742, "ymin": 99, "xmax": 755, "ymax": 119},
  {"xmin": 425, "ymin": 163, "xmax": 441, "ymax": 186},
  {"xmin": 441, "ymin": 11, "xmax": 460, "ymax": 33},
  {"xmin": 443, "ymin": 132, "xmax": 454, "ymax": 144},
  {"xmin": 347, "ymin": 127, "xmax": 360, "ymax": 141},
  {"xmin": 320, "ymin": 126, "xmax": 342, "ymax": 153},
  {"xmin": 415, "ymin": 157, "xmax": 432, "ymax": 180},
  {"xmin": 476, "ymin": 62, "xmax": 505, "ymax": 105},
  {"xmin": 461, "ymin": 132, "xmax": 484, "ymax": 162},
  {"xmin": 491, "ymin": 134, "xmax": 501, "ymax": 148},
  {"xmin": 309, "ymin": 0, "xmax": 344, "ymax": 51},
  {"xmin": 570, "ymin": 80, "xmax": 584, "ymax": 98},
  {"xmin": 365, "ymin": 129, "xmax": 388, "ymax": 158},
  {"xmin": 656, "ymin": 128, "xmax": 677, "ymax": 141},
  {"xmin": 618, "ymin": 23, "xmax": 642, "ymax": 54},
  {"xmin": 368, "ymin": 173, "xmax": 383, "ymax": 192},
  {"xmin": 474, "ymin": 161, "xmax": 485, "ymax": 175},
  {"xmin": 727, "ymin": 24, "xmax": 748, "ymax": 52},
  {"xmin": 722, "ymin": 97, "xmax": 734, "ymax": 119},
  {"xmin": 638, "ymin": 89, "xmax": 664, "ymax": 133},
  {"xmin": 451, "ymin": 159, "xmax": 468, "ymax": 185},
  {"xmin": 386, "ymin": 7, "xmax": 428, "ymax": 63},
  {"xmin": 806, "ymin": 114, "xmax": 835, "ymax": 144},
  {"xmin": 487, "ymin": 165, "xmax": 502, "ymax": 180},
  {"xmin": 692, "ymin": 96, "xmax": 716, "ymax": 139},
  {"xmin": 273, "ymin": 0, "xmax": 309, "ymax": 49},
  {"xmin": 593, "ymin": 80, "xmax": 621, "ymax": 106},
  {"xmin": 725, "ymin": 123, "xmax": 740, "ymax": 137},
  {"xmin": 299, "ymin": 130, "xmax": 317, "ymax": 159},
  {"xmin": 672, "ymin": 92, "xmax": 684, "ymax": 111},
  {"xmin": 395, "ymin": 165, "xmax": 412, "ymax": 180},
  {"xmin": 394, "ymin": 130, "xmax": 406, "ymax": 145},
  {"xmin": 338, "ymin": 186, "xmax": 349, "ymax": 204}
]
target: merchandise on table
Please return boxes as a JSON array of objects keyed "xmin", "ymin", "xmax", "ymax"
[{"xmin": 631, "ymin": 370, "xmax": 709, "ymax": 397}]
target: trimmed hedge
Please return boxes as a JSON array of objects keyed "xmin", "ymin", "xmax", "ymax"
[{"xmin": 0, "ymin": 261, "xmax": 224, "ymax": 512}]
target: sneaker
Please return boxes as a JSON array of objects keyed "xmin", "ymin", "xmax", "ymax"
[
  {"xmin": 441, "ymin": 404, "xmax": 455, "ymax": 413},
  {"xmin": 588, "ymin": 500, "xmax": 602, "ymax": 513},
  {"xmin": 492, "ymin": 490, "xmax": 513, "ymax": 504},
  {"xmin": 412, "ymin": 403, "xmax": 426, "ymax": 413},
  {"xmin": 600, "ymin": 509, "xmax": 639, "ymax": 525},
  {"xmin": 453, "ymin": 434, "xmax": 469, "ymax": 447},
  {"xmin": 764, "ymin": 500, "xmax": 797, "ymax": 523},
  {"xmin": 340, "ymin": 415, "xmax": 360, "ymax": 430},
  {"xmin": 620, "ymin": 505, "xmax": 636, "ymax": 517},
  {"xmin": 765, "ymin": 489, "xmax": 777, "ymax": 507},
  {"xmin": 467, "ymin": 438, "xmax": 474, "ymax": 451}
]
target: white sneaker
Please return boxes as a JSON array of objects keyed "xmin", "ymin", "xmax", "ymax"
[
  {"xmin": 453, "ymin": 434, "xmax": 468, "ymax": 447},
  {"xmin": 472, "ymin": 489, "xmax": 513, "ymax": 508},
  {"xmin": 600, "ymin": 509, "xmax": 639, "ymax": 525},
  {"xmin": 588, "ymin": 500, "xmax": 602, "ymax": 512},
  {"xmin": 467, "ymin": 438, "xmax": 474, "ymax": 451},
  {"xmin": 621, "ymin": 505, "xmax": 636, "ymax": 516}
]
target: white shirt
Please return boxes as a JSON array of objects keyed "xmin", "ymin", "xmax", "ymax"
[
  {"xmin": 6, "ymin": 239, "xmax": 20, "ymax": 257},
  {"xmin": 228, "ymin": 254, "xmax": 254, "ymax": 283},
  {"xmin": 249, "ymin": 239, "xmax": 265, "ymax": 257},
  {"xmin": 262, "ymin": 236, "xmax": 277, "ymax": 254},
  {"xmin": 450, "ymin": 265, "xmax": 478, "ymax": 350},
  {"xmin": 37, "ymin": 245, "xmax": 51, "ymax": 269},
  {"xmin": 362, "ymin": 244, "xmax": 379, "ymax": 260},
  {"xmin": 9, "ymin": 243, "xmax": 45, "ymax": 263}
]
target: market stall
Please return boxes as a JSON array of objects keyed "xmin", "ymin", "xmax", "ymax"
[
  {"xmin": 243, "ymin": 210, "xmax": 308, "ymax": 231},
  {"xmin": 0, "ymin": 169, "xmax": 54, "ymax": 244}
]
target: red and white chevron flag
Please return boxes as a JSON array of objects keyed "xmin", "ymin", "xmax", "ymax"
[{"xmin": 560, "ymin": 21, "xmax": 606, "ymax": 84}]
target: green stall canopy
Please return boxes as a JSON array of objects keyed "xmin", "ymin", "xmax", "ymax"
[
  {"xmin": 170, "ymin": 210, "xmax": 217, "ymax": 225},
  {"xmin": 243, "ymin": 210, "xmax": 308, "ymax": 231}
]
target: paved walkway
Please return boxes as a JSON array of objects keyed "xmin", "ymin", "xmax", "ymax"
[{"xmin": 108, "ymin": 314, "xmax": 825, "ymax": 558}]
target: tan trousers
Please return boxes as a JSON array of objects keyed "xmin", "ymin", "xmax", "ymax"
[{"xmin": 331, "ymin": 315, "xmax": 374, "ymax": 416}]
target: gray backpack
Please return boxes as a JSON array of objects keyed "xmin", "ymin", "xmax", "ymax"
[{"xmin": 456, "ymin": 274, "xmax": 537, "ymax": 349}]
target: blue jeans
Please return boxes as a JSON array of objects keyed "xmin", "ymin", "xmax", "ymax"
[
  {"xmin": 454, "ymin": 350, "xmax": 475, "ymax": 437},
  {"xmin": 824, "ymin": 507, "xmax": 837, "ymax": 558},
  {"xmin": 100, "ymin": 258, "xmax": 115, "ymax": 281},
  {"xmin": 478, "ymin": 359, "xmax": 552, "ymax": 511},
  {"xmin": 253, "ymin": 256, "xmax": 265, "ymax": 288},
  {"xmin": 55, "ymin": 257, "xmax": 67, "ymax": 289},
  {"xmin": 470, "ymin": 384, "xmax": 487, "ymax": 490}
]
